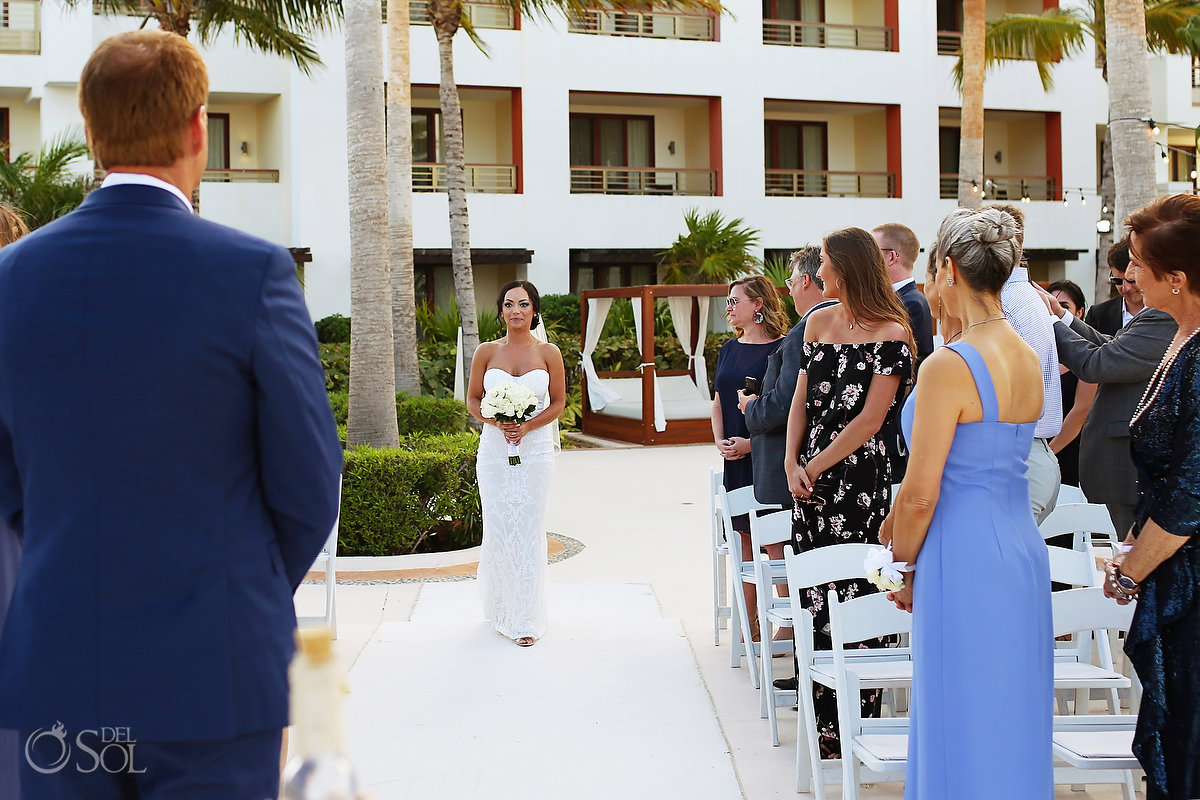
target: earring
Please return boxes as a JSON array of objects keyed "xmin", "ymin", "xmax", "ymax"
[
  {"xmin": 1173, "ymin": 287, "xmax": 1181, "ymax": 295},
  {"xmin": 835, "ymin": 278, "xmax": 843, "ymax": 290},
  {"xmin": 753, "ymin": 310, "xmax": 765, "ymax": 324},
  {"xmin": 946, "ymin": 275, "xmax": 955, "ymax": 287}
]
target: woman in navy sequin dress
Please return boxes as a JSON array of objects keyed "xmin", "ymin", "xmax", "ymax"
[
  {"xmin": 712, "ymin": 275, "xmax": 787, "ymax": 634},
  {"xmin": 1108, "ymin": 195, "xmax": 1200, "ymax": 800}
]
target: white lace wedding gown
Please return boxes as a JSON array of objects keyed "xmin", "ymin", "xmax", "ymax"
[{"xmin": 477, "ymin": 368, "xmax": 556, "ymax": 640}]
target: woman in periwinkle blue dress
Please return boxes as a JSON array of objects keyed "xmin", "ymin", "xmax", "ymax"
[{"xmin": 881, "ymin": 207, "xmax": 1053, "ymax": 799}]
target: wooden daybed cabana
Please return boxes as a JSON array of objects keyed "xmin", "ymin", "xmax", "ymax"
[{"xmin": 581, "ymin": 284, "xmax": 728, "ymax": 446}]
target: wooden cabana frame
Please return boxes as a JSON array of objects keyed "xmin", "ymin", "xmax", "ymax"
[{"xmin": 580, "ymin": 284, "xmax": 729, "ymax": 446}]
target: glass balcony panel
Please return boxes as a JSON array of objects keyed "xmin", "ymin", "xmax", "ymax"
[
  {"xmin": 568, "ymin": 8, "xmax": 715, "ymax": 41},
  {"xmin": 406, "ymin": 0, "xmax": 515, "ymax": 29}
]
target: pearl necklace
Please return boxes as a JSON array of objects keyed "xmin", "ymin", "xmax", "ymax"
[
  {"xmin": 1131, "ymin": 325, "xmax": 1200, "ymax": 425},
  {"xmin": 964, "ymin": 316, "xmax": 1006, "ymax": 334}
]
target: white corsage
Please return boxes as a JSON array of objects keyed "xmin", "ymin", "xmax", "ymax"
[
  {"xmin": 864, "ymin": 544, "xmax": 912, "ymax": 593},
  {"xmin": 480, "ymin": 381, "xmax": 539, "ymax": 465}
]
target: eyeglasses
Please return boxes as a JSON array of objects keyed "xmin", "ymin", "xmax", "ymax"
[
  {"xmin": 879, "ymin": 248, "xmax": 897, "ymax": 257},
  {"xmin": 1109, "ymin": 276, "xmax": 1137, "ymax": 287},
  {"xmin": 726, "ymin": 297, "xmax": 741, "ymax": 307},
  {"xmin": 785, "ymin": 277, "xmax": 797, "ymax": 289}
]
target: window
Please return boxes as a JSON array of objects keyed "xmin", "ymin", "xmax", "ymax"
[
  {"xmin": 936, "ymin": 0, "xmax": 962, "ymax": 32},
  {"xmin": 0, "ymin": 108, "xmax": 8, "ymax": 163},
  {"xmin": 1169, "ymin": 147, "xmax": 1197, "ymax": 183},
  {"xmin": 764, "ymin": 121, "xmax": 827, "ymax": 171},
  {"xmin": 761, "ymin": 0, "xmax": 821, "ymax": 21},
  {"xmin": 412, "ymin": 108, "xmax": 444, "ymax": 163},
  {"xmin": 569, "ymin": 114, "xmax": 654, "ymax": 167},
  {"xmin": 206, "ymin": 113, "xmax": 230, "ymax": 171},
  {"xmin": 570, "ymin": 263, "xmax": 655, "ymax": 294}
]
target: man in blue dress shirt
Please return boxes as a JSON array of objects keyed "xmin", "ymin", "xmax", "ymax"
[{"xmin": 0, "ymin": 31, "xmax": 342, "ymax": 800}]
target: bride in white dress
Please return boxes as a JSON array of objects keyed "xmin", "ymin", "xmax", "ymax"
[{"xmin": 466, "ymin": 281, "xmax": 566, "ymax": 647}]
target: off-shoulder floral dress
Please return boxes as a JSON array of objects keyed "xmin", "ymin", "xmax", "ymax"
[{"xmin": 793, "ymin": 338, "xmax": 912, "ymax": 758}]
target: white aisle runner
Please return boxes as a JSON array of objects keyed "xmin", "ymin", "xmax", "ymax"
[{"xmin": 344, "ymin": 581, "xmax": 742, "ymax": 800}]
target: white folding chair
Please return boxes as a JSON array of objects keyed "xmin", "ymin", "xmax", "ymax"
[
  {"xmin": 1052, "ymin": 715, "xmax": 1141, "ymax": 800},
  {"xmin": 298, "ymin": 478, "xmax": 343, "ymax": 639},
  {"xmin": 719, "ymin": 484, "xmax": 782, "ymax": 685},
  {"xmin": 1040, "ymin": 502, "xmax": 1121, "ymax": 554},
  {"xmin": 828, "ymin": 590, "xmax": 913, "ymax": 800},
  {"xmin": 1058, "ymin": 484, "xmax": 1088, "ymax": 504},
  {"xmin": 709, "ymin": 467, "xmax": 731, "ymax": 645},
  {"xmin": 747, "ymin": 509, "xmax": 795, "ymax": 744},
  {"xmin": 785, "ymin": 545, "xmax": 912, "ymax": 797}
]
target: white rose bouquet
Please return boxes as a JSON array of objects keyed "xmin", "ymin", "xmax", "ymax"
[
  {"xmin": 480, "ymin": 381, "xmax": 540, "ymax": 465},
  {"xmin": 864, "ymin": 544, "xmax": 911, "ymax": 593}
]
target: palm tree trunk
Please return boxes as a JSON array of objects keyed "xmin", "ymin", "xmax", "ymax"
[
  {"xmin": 1097, "ymin": 126, "xmax": 1116, "ymax": 303},
  {"xmin": 345, "ymin": 0, "xmax": 400, "ymax": 447},
  {"xmin": 430, "ymin": 1, "xmax": 480, "ymax": 383},
  {"xmin": 387, "ymin": 0, "xmax": 421, "ymax": 396},
  {"xmin": 958, "ymin": 0, "xmax": 985, "ymax": 210},
  {"xmin": 1106, "ymin": 0, "xmax": 1158, "ymax": 238}
]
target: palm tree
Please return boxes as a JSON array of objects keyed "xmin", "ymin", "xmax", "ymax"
[
  {"xmin": 658, "ymin": 208, "xmax": 760, "ymax": 284},
  {"xmin": 0, "ymin": 134, "xmax": 92, "ymax": 229},
  {"xmin": 958, "ymin": 0, "xmax": 986, "ymax": 210},
  {"xmin": 423, "ymin": 0, "xmax": 722, "ymax": 383},
  {"xmin": 345, "ymin": 0, "xmax": 400, "ymax": 447},
  {"xmin": 77, "ymin": 0, "xmax": 342, "ymax": 74},
  {"xmin": 1107, "ymin": 0, "xmax": 1158, "ymax": 241},
  {"xmin": 388, "ymin": 0, "xmax": 421, "ymax": 396},
  {"xmin": 954, "ymin": 1, "xmax": 1200, "ymax": 295}
]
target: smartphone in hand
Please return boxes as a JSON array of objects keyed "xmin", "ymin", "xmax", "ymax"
[{"xmin": 744, "ymin": 376, "xmax": 760, "ymax": 396}]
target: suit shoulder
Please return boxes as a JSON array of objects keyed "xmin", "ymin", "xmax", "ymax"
[{"xmin": 187, "ymin": 216, "xmax": 290, "ymax": 262}]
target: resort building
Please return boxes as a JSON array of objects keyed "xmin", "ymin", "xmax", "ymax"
[{"xmin": 2, "ymin": 0, "xmax": 1198, "ymax": 318}]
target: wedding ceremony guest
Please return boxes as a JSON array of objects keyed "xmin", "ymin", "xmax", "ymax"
[
  {"xmin": 872, "ymin": 223, "xmax": 934, "ymax": 481},
  {"xmin": 712, "ymin": 275, "xmax": 786, "ymax": 639},
  {"xmin": 1087, "ymin": 238, "xmax": 1142, "ymax": 335},
  {"xmin": 467, "ymin": 281, "xmax": 566, "ymax": 647},
  {"xmin": 885, "ymin": 206, "xmax": 1052, "ymax": 798},
  {"xmin": 993, "ymin": 202, "xmax": 1063, "ymax": 523},
  {"xmin": 782, "ymin": 227, "xmax": 913, "ymax": 756},
  {"xmin": 1104, "ymin": 193, "xmax": 1200, "ymax": 800},
  {"xmin": 0, "ymin": 203, "xmax": 28, "ymax": 800},
  {"xmin": 1037, "ymin": 261, "xmax": 1175, "ymax": 538},
  {"xmin": 0, "ymin": 31, "xmax": 342, "ymax": 800},
  {"xmin": 1046, "ymin": 279, "xmax": 1096, "ymax": 489}
]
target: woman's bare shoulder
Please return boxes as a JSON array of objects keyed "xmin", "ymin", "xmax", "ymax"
[
  {"xmin": 875, "ymin": 320, "xmax": 909, "ymax": 342},
  {"xmin": 538, "ymin": 340, "xmax": 564, "ymax": 365}
]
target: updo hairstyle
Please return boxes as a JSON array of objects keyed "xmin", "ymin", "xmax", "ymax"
[
  {"xmin": 1125, "ymin": 194, "xmax": 1200, "ymax": 295},
  {"xmin": 934, "ymin": 207, "xmax": 1021, "ymax": 295},
  {"xmin": 496, "ymin": 279, "xmax": 542, "ymax": 329}
]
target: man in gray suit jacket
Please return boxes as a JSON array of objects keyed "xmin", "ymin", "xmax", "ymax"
[
  {"xmin": 739, "ymin": 246, "xmax": 837, "ymax": 506},
  {"xmin": 1041, "ymin": 288, "xmax": 1176, "ymax": 536}
]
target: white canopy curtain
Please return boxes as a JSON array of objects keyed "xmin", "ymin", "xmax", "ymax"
[
  {"xmin": 667, "ymin": 296, "xmax": 711, "ymax": 401},
  {"xmin": 630, "ymin": 297, "xmax": 667, "ymax": 432},
  {"xmin": 582, "ymin": 297, "xmax": 621, "ymax": 411}
]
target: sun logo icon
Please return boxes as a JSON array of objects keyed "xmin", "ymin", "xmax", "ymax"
[{"xmin": 25, "ymin": 721, "xmax": 71, "ymax": 774}]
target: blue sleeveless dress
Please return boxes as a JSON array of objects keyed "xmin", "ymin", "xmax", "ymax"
[{"xmin": 901, "ymin": 342, "xmax": 1053, "ymax": 799}]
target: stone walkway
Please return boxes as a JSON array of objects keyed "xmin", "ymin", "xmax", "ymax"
[{"xmin": 294, "ymin": 444, "xmax": 1135, "ymax": 799}]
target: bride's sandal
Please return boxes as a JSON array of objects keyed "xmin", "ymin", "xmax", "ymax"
[{"xmin": 515, "ymin": 637, "xmax": 536, "ymax": 647}]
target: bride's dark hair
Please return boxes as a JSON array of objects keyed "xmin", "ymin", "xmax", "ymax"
[{"xmin": 496, "ymin": 280, "xmax": 542, "ymax": 329}]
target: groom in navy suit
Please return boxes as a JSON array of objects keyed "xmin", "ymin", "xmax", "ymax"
[{"xmin": 0, "ymin": 31, "xmax": 342, "ymax": 799}]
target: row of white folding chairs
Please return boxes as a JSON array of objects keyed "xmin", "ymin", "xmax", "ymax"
[{"xmin": 782, "ymin": 545, "xmax": 1140, "ymax": 800}]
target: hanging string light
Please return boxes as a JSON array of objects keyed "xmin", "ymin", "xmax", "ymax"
[{"xmin": 1080, "ymin": 190, "xmax": 1086, "ymax": 206}]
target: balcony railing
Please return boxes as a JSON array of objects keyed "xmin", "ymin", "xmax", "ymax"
[
  {"xmin": 763, "ymin": 19, "xmax": 892, "ymax": 51},
  {"xmin": 1193, "ymin": 58, "xmax": 1200, "ymax": 105},
  {"xmin": 202, "ymin": 169, "xmax": 281, "ymax": 183},
  {"xmin": 937, "ymin": 30, "xmax": 961, "ymax": 55},
  {"xmin": 406, "ymin": 0, "xmax": 515, "ymax": 29},
  {"xmin": 938, "ymin": 174, "xmax": 1056, "ymax": 201},
  {"xmin": 413, "ymin": 163, "xmax": 517, "ymax": 193},
  {"xmin": 569, "ymin": 8, "xmax": 714, "ymax": 41},
  {"xmin": 570, "ymin": 166, "xmax": 716, "ymax": 196},
  {"xmin": 765, "ymin": 170, "xmax": 896, "ymax": 198},
  {"xmin": 0, "ymin": 1, "xmax": 40, "ymax": 55}
]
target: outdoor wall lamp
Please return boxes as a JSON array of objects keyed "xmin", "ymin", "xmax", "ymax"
[
  {"xmin": 240, "ymin": 141, "xmax": 249, "ymax": 155},
  {"xmin": 667, "ymin": 141, "xmax": 675, "ymax": 155}
]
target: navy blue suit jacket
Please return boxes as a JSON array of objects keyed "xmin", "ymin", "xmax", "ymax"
[
  {"xmin": 0, "ymin": 185, "xmax": 342, "ymax": 741},
  {"xmin": 883, "ymin": 281, "xmax": 933, "ymax": 480}
]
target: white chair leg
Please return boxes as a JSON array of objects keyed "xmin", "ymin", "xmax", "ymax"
[
  {"xmin": 797, "ymin": 678, "xmax": 825, "ymax": 799},
  {"xmin": 712, "ymin": 546, "xmax": 722, "ymax": 646},
  {"xmin": 1121, "ymin": 771, "xmax": 1137, "ymax": 800},
  {"xmin": 729, "ymin": 576, "xmax": 744, "ymax": 668}
]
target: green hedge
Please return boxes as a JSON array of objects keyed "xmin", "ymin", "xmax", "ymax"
[
  {"xmin": 315, "ymin": 314, "xmax": 352, "ymax": 343},
  {"xmin": 338, "ymin": 433, "xmax": 481, "ymax": 556},
  {"xmin": 327, "ymin": 391, "xmax": 467, "ymax": 435}
]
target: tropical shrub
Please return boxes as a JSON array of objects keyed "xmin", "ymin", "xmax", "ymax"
[{"xmin": 315, "ymin": 313, "xmax": 352, "ymax": 343}]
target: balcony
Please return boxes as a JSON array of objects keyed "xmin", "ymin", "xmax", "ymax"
[
  {"xmin": 407, "ymin": 0, "xmax": 515, "ymax": 29},
  {"xmin": 568, "ymin": 8, "xmax": 714, "ymax": 41},
  {"xmin": 936, "ymin": 0, "xmax": 1046, "ymax": 56},
  {"xmin": 764, "ymin": 100, "xmax": 901, "ymax": 198},
  {"xmin": 763, "ymin": 20, "xmax": 891, "ymax": 51},
  {"xmin": 569, "ymin": 92, "xmax": 720, "ymax": 197},
  {"xmin": 569, "ymin": 166, "xmax": 716, "ymax": 196},
  {"xmin": 938, "ymin": 174, "xmax": 1055, "ymax": 201},
  {"xmin": 936, "ymin": 30, "xmax": 961, "ymax": 56},
  {"xmin": 0, "ymin": 1, "xmax": 39, "ymax": 55},
  {"xmin": 1193, "ymin": 58, "xmax": 1200, "ymax": 106},
  {"xmin": 201, "ymin": 169, "xmax": 281, "ymax": 183},
  {"xmin": 938, "ymin": 107, "xmax": 1061, "ymax": 201},
  {"xmin": 414, "ymin": 163, "xmax": 517, "ymax": 193},
  {"xmin": 766, "ymin": 170, "xmax": 894, "ymax": 198}
]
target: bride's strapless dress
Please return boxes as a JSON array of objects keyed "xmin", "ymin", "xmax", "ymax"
[{"xmin": 477, "ymin": 368, "xmax": 556, "ymax": 640}]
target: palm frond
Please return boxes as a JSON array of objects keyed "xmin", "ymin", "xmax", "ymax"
[
  {"xmin": 501, "ymin": 0, "xmax": 721, "ymax": 26},
  {"xmin": 1145, "ymin": 0, "xmax": 1200, "ymax": 56},
  {"xmin": 658, "ymin": 208, "xmax": 760, "ymax": 285},
  {"xmin": 195, "ymin": 0, "xmax": 337, "ymax": 74},
  {"xmin": 0, "ymin": 133, "xmax": 92, "ymax": 230},
  {"xmin": 952, "ymin": 8, "xmax": 1088, "ymax": 92}
]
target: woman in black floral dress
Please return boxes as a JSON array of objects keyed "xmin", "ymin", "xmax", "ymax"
[{"xmin": 783, "ymin": 226, "xmax": 914, "ymax": 758}]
